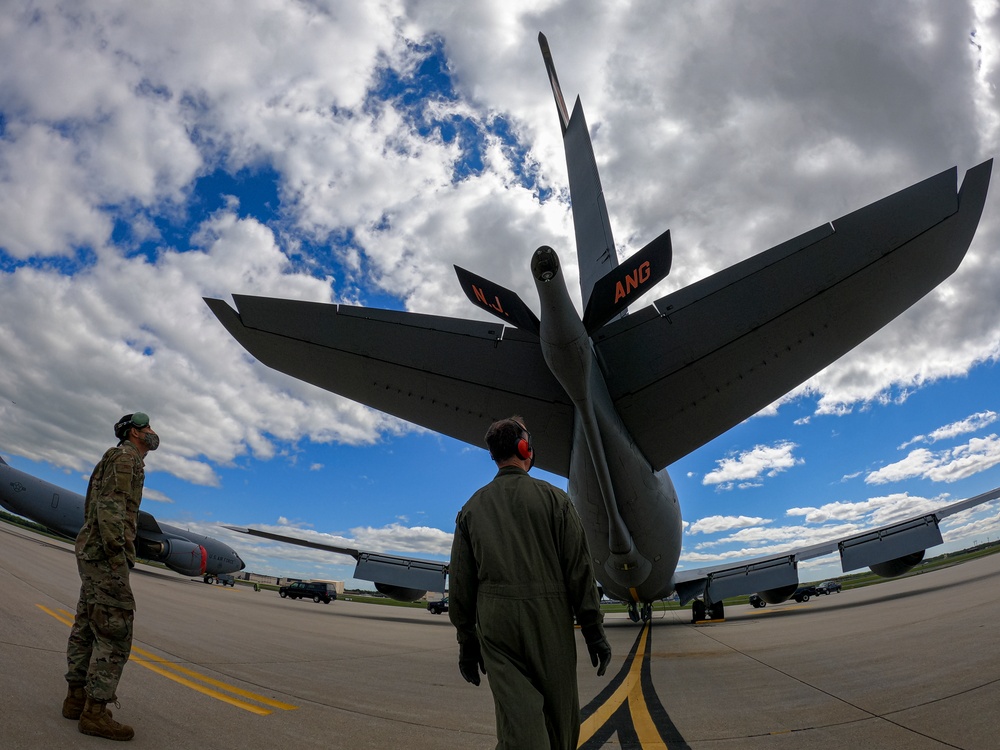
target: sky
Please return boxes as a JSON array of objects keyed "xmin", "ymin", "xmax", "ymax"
[{"xmin": 1, "ymin": 1, "xmax": 1000, "ymax": 590}]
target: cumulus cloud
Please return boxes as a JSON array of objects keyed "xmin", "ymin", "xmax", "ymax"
[
  {"xmin": 702, "ymin": 441, "xmax": 803, "ymax": 490},
  {"xmin": 899, "ymin": 410, "xmax": 998, "ymax": 448},
  {"xmin": 787, "ymin": 492, "xmax": 953, "ymax": 525},
  {"xmin": 0, "ymin": 2, "xmax": 998, "ymax": 547},
  {"xmin": 687, "ymin": 515, "xmax": 770, "ymax": 535},
  {"xmin": 866, "ymin": 434, "xmax": 1000, "ymax": 484}
]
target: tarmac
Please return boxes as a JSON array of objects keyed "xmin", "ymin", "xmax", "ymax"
[{"xmin": 1, "ymin": 520, "xmax": 998, "ymax": 749}]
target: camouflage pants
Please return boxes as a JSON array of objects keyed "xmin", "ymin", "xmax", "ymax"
[{"xmin": 65, "ymin": 558, "xmax": 135, "ymax": 703}]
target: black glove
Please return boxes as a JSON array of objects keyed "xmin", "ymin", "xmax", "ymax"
[
  {"xmin": 458, "ymin": 637, "xmax": 486, "ymax": 686},
  {"xmin": 582, "ymin": 625, "xmax": 612, "ymax": 677}
]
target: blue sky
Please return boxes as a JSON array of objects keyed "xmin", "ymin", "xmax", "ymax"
[{"xmin": 1, "ymin": 2, "xmax": 999, "ymax": 589}]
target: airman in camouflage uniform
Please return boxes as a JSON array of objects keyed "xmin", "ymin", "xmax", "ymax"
[
  {"xmin": 62, "ymin": 412, "xmax": 159, "ymax": 741},
  {"xmin": 450, "ymin": 417, "xmax": 612, "ymax": 750}
]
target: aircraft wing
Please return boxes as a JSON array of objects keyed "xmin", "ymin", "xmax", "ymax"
[
  {"xmin": 223, "ymin": 524, "xmax": 449, "ymax": 594},
  {"xmin": 596, "ymin": 160, "xmax": 993, "ymax": 471},
  {"xmin": 672, "ymin": 485, "xmax": 1000, "ymax": 605},
  {"xmin": 205, "ymin": 296, "xmax": 574, "ymax": 475}
]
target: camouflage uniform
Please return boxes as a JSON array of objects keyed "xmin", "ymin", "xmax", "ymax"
[
  {"xmin": 65, "ymin": 441, "xmax": 144, "ymax": 703},
  {"xmin": 450, "ymin": 465, "xmax": 605, "ymax": 750}
]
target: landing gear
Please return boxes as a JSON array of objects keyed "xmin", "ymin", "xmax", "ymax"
[
  {"xmin": 627, "ymin": 602, "xmax": 654, "ymax": 622},
  {"xmin": 691, "ymin": 598, "xmax": 725, "ymax": 623}
]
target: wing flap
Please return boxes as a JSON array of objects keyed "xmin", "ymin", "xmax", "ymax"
[
  {"xmin": 205, "ymin": 296, "xmax": 574, "ymax": 475},
  {"xmin": 597, "ymin": 160, "xmax": 992, "ymax": 470}
]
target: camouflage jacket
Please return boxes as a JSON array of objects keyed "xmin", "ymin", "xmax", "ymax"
[{"xmin": 75, "ymin": 441, "xmax": 145, "ymax": 567}]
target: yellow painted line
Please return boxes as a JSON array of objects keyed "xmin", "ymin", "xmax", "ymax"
[
  {"xmin": 128, "ymin": 654, "xmax": 273, "ymax": 715},
  {"xmin": 627, "ymin": 673, "xmax": 667, "ymax": 749},
  {"xmin": 578, "ymin": 623, "xmax": 664, "ymax": 748},
  {"xmin": 36, "ymin": 604, "xmax": 296, "ymax": 715},
  {"xmin": 38, "ymin": 603, "xmax": 74, "ymax": 627},
  {"xmin": 130, "ymin": 645, "xmax": 297, "ymax": 711}
]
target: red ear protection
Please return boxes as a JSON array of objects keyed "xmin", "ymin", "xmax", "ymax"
[{"xmin": 516, "ymin": 432, "xmax": 533, "ymax": 460}]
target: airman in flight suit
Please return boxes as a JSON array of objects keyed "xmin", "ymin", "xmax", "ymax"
[{"xmin": 450, "ymin": 416, "xmax": 611, "ymax": 749}]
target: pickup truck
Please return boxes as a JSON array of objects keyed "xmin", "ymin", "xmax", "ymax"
[
  {"xmin": 792, "ymin": 585, "xmax": 818, "ymax": 603},
  {"xmin": 427, "ymin": 597, "xmax": 449, "ymax": 615},
  {"xmin": 815, "ymin": 580, "xmax": 842, "ymax": 594}
]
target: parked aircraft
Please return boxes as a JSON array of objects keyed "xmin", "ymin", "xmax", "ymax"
[
  {"xmin": 0, "ymin": 455, "xmax": 245, "ymax": 579},
  {"xmin": 210, "ymin": 34, "xmax": 996, "ymax": 621}
]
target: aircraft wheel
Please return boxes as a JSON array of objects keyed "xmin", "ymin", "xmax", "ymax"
[
  {"xmin": 627, "ymin": 603, "xmax": 640, "ymax": 623},
  {"xmin": 692, "ymin": 600, "xmax": 706, "ymax": 622},
  {"xmin": 641, "ymin": 602, "xmax": 652, "ymax": 622}
]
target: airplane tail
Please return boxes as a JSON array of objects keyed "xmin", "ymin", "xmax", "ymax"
[{"xmin": 538, "ymin": 33, "xmax": 619, "ymax": 316}]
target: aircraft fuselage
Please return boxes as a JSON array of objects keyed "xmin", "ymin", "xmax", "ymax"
[
  {"xmin": 531, "ymin": 246, "xmax": 682, "ymax": 603},
  {"xmin": 0, "ymin": 459, "xmax": 244, "ymax": 577}
]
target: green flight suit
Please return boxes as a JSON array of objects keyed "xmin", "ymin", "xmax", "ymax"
[
  {"xmin": 66, "ymin": 441, "xmax": 144, "ymax": 702},
  {"xmin": 450, "ymin": 465, "xmax": 605, "ymax": 750}
]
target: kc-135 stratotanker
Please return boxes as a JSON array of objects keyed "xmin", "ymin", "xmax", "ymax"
[
  {"xmin": 0, "ymin": 456, "xmax": 245, "ymax": 580},
  {"xmin": 210, "ymin": 33, "xmax": 997, "ymax": 622}
]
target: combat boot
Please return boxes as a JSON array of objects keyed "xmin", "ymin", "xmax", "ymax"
[
  {"xmin": 78, "ymin": 697, "xmax": 134, "ymax": 741},
  {"xmin": 62, "ymin": 683, "xmax": 86, "ymax": 719}
]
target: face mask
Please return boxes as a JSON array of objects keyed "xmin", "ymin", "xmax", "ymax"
[{"xmin": 142, "ymin": 431, "xmax": 160, "ymax": 451}]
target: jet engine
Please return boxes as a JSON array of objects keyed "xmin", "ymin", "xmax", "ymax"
[
  {"xmin": 870, "ymin": 550, "xmax": 925, "ymax": 578},
  {"xmin": 374, "ymin": 583, "xmax": 427, "ymax": 602},
  {"xmin": 754, "ymin": 583, "xmax": 799, "ymax": 604},
  {"xmin": 138, "ymin": 537, "xmax": 207, "ymax": 577}
]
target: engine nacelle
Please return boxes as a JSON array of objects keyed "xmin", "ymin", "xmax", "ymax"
[
  {"xmin": 139, "ymin": 537, "xmax": 207, "ymax": 576},
  {"xmin": 870, "ymin": 550, "xmax": 925, "ymax": 578},
  {"xmin": 755, "ymin": 583, "xmax": 798, "ymax": 604},
  {"xmin": 374, "ymin": 583, "xmax": 426, "ymax": 602}
]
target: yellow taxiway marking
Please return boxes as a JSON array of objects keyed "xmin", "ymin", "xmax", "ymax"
[
  {"xmin": 37, "ymin": 604, "xmax": 297, "ymax": 715},
  {"xmin": 578, "ymin": 623, "xmax": 672, "ymax": 748}
]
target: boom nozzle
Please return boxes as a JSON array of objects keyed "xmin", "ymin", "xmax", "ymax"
[{"xmin": 532, "ymin": 245, "xmax": 560, "ymax": 282}]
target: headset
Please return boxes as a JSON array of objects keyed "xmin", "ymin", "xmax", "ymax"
[
  {"xmin": 515, "ymin": 430, "xmax": 533, "ymax": 460},
  {"xmin": 514, "ymin": 423, "xmax": 534, "ymax": 467}
]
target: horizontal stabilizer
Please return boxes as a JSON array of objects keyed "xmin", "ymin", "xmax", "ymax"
[
  {"xmin": 599, "ymin": 159, "xmax": 993, "ymax": 470},
  {"xmin": 454, "ymin": 265, "xmax": 541, "ymax": 335},
  {"xmin": 583, "ymin": 229, "xmax": 672, "ymax": 332}
]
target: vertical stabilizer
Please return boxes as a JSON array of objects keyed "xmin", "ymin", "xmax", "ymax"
[{"xmin": 538, "ymin": 33, "xmax": 618, "ymax": 315}]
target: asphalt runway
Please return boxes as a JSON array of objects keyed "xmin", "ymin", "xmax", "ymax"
[{"xmin": 2, "ymin": 520, "xmax": 998, "ymax": 749}]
